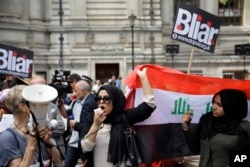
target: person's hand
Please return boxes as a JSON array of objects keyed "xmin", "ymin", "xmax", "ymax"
[
  {"xmin": 38, "ymin": 127, "xmax": 52, "ymax": 144},
  {"xmin": 136, "ymin": 68, "xmax": 147, "ymax": 78},
  {"xmin": 182, "ymin": 110, "xmax": 193, "ymax": 124},
  {"xmin": 69, "ymin": 119, "xmax": 77, "ymax": 128},
  {"xmin": 182, "ymin": 110, "xmax": 193, "ymax": 131},
  {"xmin": 55, "ymin": 97, "xmax": 63, "ymax": 108},
  {"xmin": 82, "ymin": 159, "xmax": 87, "ymax": 167},
  {"xmin": 27, "ymin": 134, "xmax": 38, "ymax": 150},
  {"xmin": 93, "ymin": 109, "xmax": 106, "ymax": 127},
  {"xmin": 27, "ymin": 125, "xmax": 38, "ymax": 150}
]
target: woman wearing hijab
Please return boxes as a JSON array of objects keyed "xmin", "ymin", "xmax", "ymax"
[
  {"xmin": 80, "ymin": 68, "xmax": 156, "ymax": 167},
  {"xmin": 182, "ymin": 89, "xmax": 250, "ymax": 167}
]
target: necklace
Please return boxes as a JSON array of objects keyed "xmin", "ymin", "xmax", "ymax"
[{"xmin": 14, "ymin": 121, "xmax": 29, "ymax": 134}]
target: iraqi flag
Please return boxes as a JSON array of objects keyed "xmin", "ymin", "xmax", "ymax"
[{"xmin": 124, "ymin": 64, "xmax": 250, "ymax": 163}]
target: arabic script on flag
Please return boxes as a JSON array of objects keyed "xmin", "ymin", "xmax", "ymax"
[{"xmin": 125, "ymin": 64, "xmax": 250, "ymax": 163}]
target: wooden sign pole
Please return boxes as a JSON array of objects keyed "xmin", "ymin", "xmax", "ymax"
[{"xmin": 187, "ymin": 47, "xmax": 194, "ymax": 74}]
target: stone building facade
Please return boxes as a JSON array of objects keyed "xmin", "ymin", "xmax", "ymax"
[{"xmin": 0, "ymin": 0, "xmax": 249, "ymax": 83}]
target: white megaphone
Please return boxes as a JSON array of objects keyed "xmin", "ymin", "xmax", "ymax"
[{"xmin": 22, "ymin": 84, "xmax": 58, "ymax": 127}]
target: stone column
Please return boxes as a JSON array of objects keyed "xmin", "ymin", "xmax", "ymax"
[
  {"xmin": 243, "ymin": 0, "xmax": 250, "ymax": 26},
  {"xmin": 43, "ymin": 0, "xmax": 51, "ymax": 22},
  {"xmin": 29, "ymin": 0, "xmax": 43, "ymax": 22},
  {"xmin": 161, "ymin": 0, "xmax": 173, "ymax": 25},
  {"xmin": 71, "ymin": 0, "xmax": 87, "ymax": 25},
  {"xmin": 200, "ymin": 0, "xmax": 218, "ymax": 15},
  {"xmin": 71, "ymin": 0, "xmax": 86, "ymax": 17},
  {"xmin": 0, "ymin": 0, "xmax": 23, "ymax": 19}
]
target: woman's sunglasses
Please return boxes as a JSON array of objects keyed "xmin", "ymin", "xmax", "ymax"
[{"xmin": 95, "ymin": 96, "xmax": 111, "ymax": 104}]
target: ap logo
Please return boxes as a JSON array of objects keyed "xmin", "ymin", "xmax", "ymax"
[{"xmin": 230, "ymin": 150, "xmax": 250, "ymax": 167}]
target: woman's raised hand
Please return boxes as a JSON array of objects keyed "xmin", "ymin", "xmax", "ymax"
[{"xmin": 136, "ymin": 67, "xmax": 147, "ymax": 78}]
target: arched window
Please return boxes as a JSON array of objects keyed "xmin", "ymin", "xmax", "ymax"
[{"xmin": 218, "ymin": 0, "xmax": 244, "ymax": 25}]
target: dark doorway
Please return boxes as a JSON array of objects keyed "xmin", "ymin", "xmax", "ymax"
[{"xmin": 95, "ymin": 63, "xmax": 119, "ymax": 84}]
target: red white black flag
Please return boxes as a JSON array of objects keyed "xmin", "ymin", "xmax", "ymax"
[{"xmin": 125, "ymin": 64, "xmax": 250, "ymax": 163}]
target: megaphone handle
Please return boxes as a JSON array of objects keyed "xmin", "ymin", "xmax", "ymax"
[{"xmin": 30, "ymin": 111, "xmax": 44, "ymax": 167}]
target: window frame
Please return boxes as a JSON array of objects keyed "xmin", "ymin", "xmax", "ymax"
[
  {"xmin": 223, "ymin": 70, "xmax": 246, "ymax": 80},
  {"xmin": 218, "ymin": 0, "xmax": 244, "ymax": 26}
]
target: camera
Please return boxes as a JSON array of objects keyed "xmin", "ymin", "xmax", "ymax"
[{"xmin": 49, "ymin": 70, "xmax": 72, "ymax": 98}]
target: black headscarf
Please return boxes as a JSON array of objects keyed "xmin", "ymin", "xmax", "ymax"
[
  {"xmin": 96, "ymin": 85, "xmax": 126, "ymax": 165},
  {"xmin": 200, "ymin": 89, "xmax": 248, "ymax": 139},
  {"xmin": 216, "ymin": 89, "xmax": 247, "ymax": 120}
]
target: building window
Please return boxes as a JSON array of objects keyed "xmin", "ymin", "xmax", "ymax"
[
  {"xmin": 218, "ymin": 0, "xmax": 244, "ymax": 26},
  {"xmin": 174, "ymin": 0, "xmax": 199, "ymax": 15},
  {"xmin": 223, "ymin": 70, "xmax": 245, "ymax": 80}
]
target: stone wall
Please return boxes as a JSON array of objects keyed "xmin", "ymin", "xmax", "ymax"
[{"xmin": 0, "ymin": 0, "xmax": 249, "ymax": 81}]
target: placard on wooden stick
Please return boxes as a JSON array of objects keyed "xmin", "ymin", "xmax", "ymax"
[{"xmin": 171, "ymin": 2, "xmax": 222, "ymax": 73}]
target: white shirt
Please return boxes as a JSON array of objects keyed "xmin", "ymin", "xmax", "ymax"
[
  {"xmin": 81, "ymin": 94, "xmax": 155, "ymax": 166},
  {"xmin": 68, "ymin": 100, "xmax": 82, "ymax": 147},
  {"xmin": 81, "ymin": 124, "xmax": 126, "ymax": 167}
]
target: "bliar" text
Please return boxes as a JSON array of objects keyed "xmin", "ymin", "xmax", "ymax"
[
  {"xmin": 173, "ymin": 8, "xmax": 219, "ymax": 46},
  {"xmin": 0, "ymin": 48, "xmax": 32, "ymax": 74}
]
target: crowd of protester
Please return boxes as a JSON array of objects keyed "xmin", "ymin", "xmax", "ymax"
[
  {"xmin": 0, "ymin": 73, "xmax": 127, "ymax": 167},
  {"xmin": 0, "ymin": 71, "xmax": 249, "ymax": 167}
]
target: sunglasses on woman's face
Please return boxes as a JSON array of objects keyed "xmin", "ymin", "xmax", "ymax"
[{"xmin": 95, "ymin": 96, "xmax": 111, "ymax": 104}]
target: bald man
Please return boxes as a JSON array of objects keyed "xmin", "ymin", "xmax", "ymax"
[{"xmin": 30, "ymin": 75, "xmax": 46, "ymax": 85}]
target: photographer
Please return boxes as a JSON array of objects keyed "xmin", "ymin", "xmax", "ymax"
[
  {"xmin": 49, "ymin": 70, "xmax": 74, "ymax": 107},
  {"xmin": 67, "ymin": 73, "xmax": 81, "ymax": 102},
  {"xmin": 0, "ymin": 85, "xmax": 61, "ymax": 166},
  {"xmin": 49, "ymin": 72, "xmax": 82, "ymax": 151}
]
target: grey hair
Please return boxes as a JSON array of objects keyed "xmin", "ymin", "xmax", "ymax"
[
  {"xmin": 4, "ymin": 85, "xmax": 27, "ymax": 115},
  {"xmin": 78, "ymin": 80, "xmax": 91, "ymax": 92}
]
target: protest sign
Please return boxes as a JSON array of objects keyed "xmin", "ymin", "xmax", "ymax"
[
  {"xmin": 0, "ymin": 43, "xmax": 33, "ymax": 78},
  {"xmin": 171, "ymin": 2, "xmax": 222, "ymax": 53}
]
